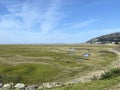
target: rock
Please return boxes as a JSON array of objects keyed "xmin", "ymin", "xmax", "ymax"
[
  {"xmin": 3, "ymin": 83, "xmax": 12, "ymax": 89},
  {"xmin": 43, "ymin": 83, "xmax": 51, "ymax": 88},
  {"xmin": 42, "ymin": 82, "xmax": 62, "ymax": 89},
  {"xmin": 15, "ymin": 83, "xmax": 25, "ymax": 90},
  {"xmin": 50, "ymin": 82, "xmax": 62, "ymax": 87},
  {"xmin": 38, "ymin": 85, "xmax": 43, "ymax": 90},
  {"xmin": 0, "ymin": 83, "xmax": 3, "ymax": 87},
  {"xmin": 26, "ymin": 85, "xmax": 38, "ymax": 90}
]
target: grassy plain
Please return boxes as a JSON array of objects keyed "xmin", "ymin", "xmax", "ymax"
[
  {"xmin": 0, "ymin": 44, "xmax": 118, "ymax": 87},
  {"xmin": 50, "ymin": 77, "xmax": 120, "ymax": 90}
]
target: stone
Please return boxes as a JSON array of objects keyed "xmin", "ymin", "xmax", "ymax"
[
  {"xmin": 0, "ymin": 83, "xmax": 3, "ymax": 87},
  {"xmin": 43, "ymin": 83, "xmax": 51, "ymax": 88},
  {"xmin": 26, "ymin": 85, "xmax": 38, "ymax": 90},
  {"xmin": 3, "ymin": 83, "xmax": 12, "ymax": 89},
  {"xmin": 38, "ymin": 85, "xmax": 43, "ymax": 90},
  {"xmin": 15, "ymin": 83, "xmax": 25, "ymax": 90}
]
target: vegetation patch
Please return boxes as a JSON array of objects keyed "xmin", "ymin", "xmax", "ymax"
[
  {"xmin": 0, "ymin": 63, "xmax": 61, "ymax": 84},
  {"xmin": 100, "ymin": 68, "xmax": 120, "ymax": 80},
  {"xmin": 51, "ymin": 77, "xmax": 120, "ymax": 90},
  {"xmin": 99, "ymin": 50, "xmax": 117, "ymax": 58},
  {"xmin": 0, "ymin": 44, "xmax": 118, "ymax": 85}
]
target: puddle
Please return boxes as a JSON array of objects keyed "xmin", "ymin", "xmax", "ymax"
[{"xmin": 83, "ymin": 53, "xmax": 90, "ymax": 57}]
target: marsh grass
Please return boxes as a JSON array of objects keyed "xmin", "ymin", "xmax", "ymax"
[
  {"xmin": 51, "ymin": 77, "xmax": 120, "ymax": 90},
  {"xmin": 100, "ymin": 68, "xmax": 120, "ymax": 80},
  {"xmin": 0, "ymin": 44, "xmax": 118, "ymax": 84},
  {"xmin": 0, "ymin": 63, "xmax": 61, "ymax": 84}
]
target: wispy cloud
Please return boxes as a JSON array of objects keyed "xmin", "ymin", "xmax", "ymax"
[
  {"xmin": 0, "ymin": 0, "xmax": 119, "ymax": 44},
  {"xmin": 58, "ymin": 19, "xmax": 98, "ymax": 32},
  {"xmin": 40, "ymin": 0, "xmax": 63, "ymax": 33},
  {"xmin": 0, "ymin": 0, "xmax": 64, "ymax": 33},
  {"xmin": 69, "ymin": 19, "xmax": 98, "ymax": 29}
]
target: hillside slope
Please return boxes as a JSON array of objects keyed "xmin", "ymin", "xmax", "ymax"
[{"xmin": 87, "ymin": 32, "xmax": 120, "ymax": 44}]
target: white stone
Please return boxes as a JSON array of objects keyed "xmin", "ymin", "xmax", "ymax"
[
  {"xmin": 38, "ymin": 85, "xmax": 43, "ymax": 90},
  {"xmin": 0, "ymin": 83, "xmax": 3, "ymax": 87},
  {"xmin": 43, "ymin": 83, "xmax": 51, "ymax": 88},
  {"xmin": 3, "ymin": 84, "xmax": 11, "ymax": 88},
  {"xmin": 26, "ymin": 85, "xmax": 38, "ymax": 90},
  {"xmin": 15, "ymin": 83, "xmax": 25, "ymax": 89}
]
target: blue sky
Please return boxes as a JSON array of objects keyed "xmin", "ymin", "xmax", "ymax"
[{"xmin": 0, "ymin": 0, "xmax": 120, "ymax": 44}]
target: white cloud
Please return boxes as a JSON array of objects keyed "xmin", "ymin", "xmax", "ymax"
[
  {"xmin": 0, "ymin": 0, "xmax": 119, "ymax": 44},
  {"xmin": 40, "ymin": 0, "xmax": 64, "ymax": 33},
  {"xmin": 0, "ymin": 0, "xmax": 64, "ymax": 33},
  {"xmin": 62, "ymin": 19, "xmax": 98, "ymax": 31},
  {"xmin": 70, "ymin": 19, "xmax": 98, "ymax": 29},
  {"xmin": 54, "ymin": 19, "xmax": 99, "ymax": 33}
]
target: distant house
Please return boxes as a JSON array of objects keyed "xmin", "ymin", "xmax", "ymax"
[
  {"xmin": 95, "ymin": 42, "xmax": 102, "ymax": 44},
  {"xmin": 86, "ymin": 32, "xmax": 120, "ymax": 44},
  {"xmin": 112, "ymin": 42, "xmax": 116, "ymax": 44}
]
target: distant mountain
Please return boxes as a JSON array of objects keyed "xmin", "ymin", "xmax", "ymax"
[{"xmin": 86, "ymin": 32, "xmax": 120, "ymax": 44}]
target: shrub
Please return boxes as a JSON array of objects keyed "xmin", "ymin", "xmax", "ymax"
[
  {"xmin": 0, "ymin": 74, "xmax": 22, "ymax": 83},
  {"xmin": 100, "ymin": 68, "xmax": 120, "ymax": 80}
]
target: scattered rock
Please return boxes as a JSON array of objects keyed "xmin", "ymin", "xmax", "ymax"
[
  {"xmin": 26, "ymin": 85, "xmax": 38, "ymax": 90},
  {"xmin": 15, "ymin": 83, "xmax": 25, "ymax": 90},
  {"xmin": 42, "ymin": 82, "xmax": 62, "ymax": 89},
  {"xmin": 3, "ymin": 83, "xmax": 12, "ymax": 89},
  {"xmin": 0, "ymin": 83, "xmax": 3, "ymax": 87},
  {"xmin": 42, "ymin": 83, "xmax": 51, "ymax": 88},
  {"xmin": 38, "ymin": 85, "xmax": 43, "ymax": 90},
  {"xmin": 50, "ymin": 82, "xmax": 62, "ymax": 88}
]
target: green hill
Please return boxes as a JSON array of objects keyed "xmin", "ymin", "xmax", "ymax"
[{"xmin": 87, "ymin": 32, "xmax": 120, "ymax": 44}]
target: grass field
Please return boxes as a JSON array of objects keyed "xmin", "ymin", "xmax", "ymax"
[
  {"xmin": 0, "ymin": 44, "xmax": 119, "ymax": 89},
  {"xmin": 50, "ymin": 77, "xmax": 120, "ymax": 90},
  {"xmin": 51, "ymin": 67, "xmax": 120, "ymax": 90}
]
